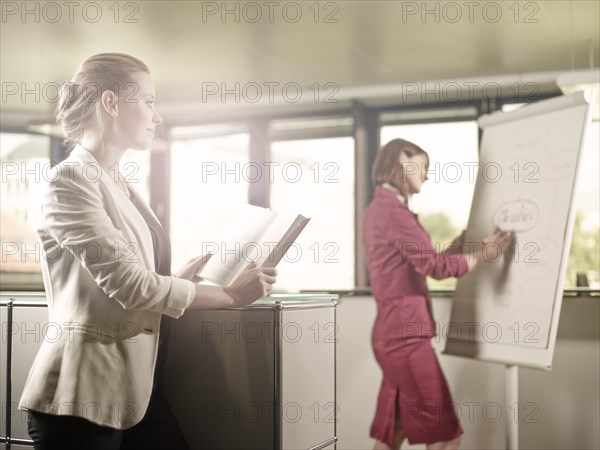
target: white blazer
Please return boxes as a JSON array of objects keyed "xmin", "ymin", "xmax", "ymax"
[{"xmin": 19, "ymin": 145, "xmax": 196, "ymax": 430}]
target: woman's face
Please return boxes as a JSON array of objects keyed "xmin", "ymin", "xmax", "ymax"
[
  {"xmin": 399, "ymin": 152, "xmax": 429, "ymax": 195},
  {"xmin": 112, "ymin": 71, "xmax": 162, "ymax": 150}
]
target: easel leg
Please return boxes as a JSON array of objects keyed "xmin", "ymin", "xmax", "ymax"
[{"xmin": 506, "ymin": 365, "xmax": 519, "ymax": 450}]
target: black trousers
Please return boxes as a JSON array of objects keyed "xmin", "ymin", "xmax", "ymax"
[{"xmin": 27, "ymin": 387, "xmax": 188, "ymax": 450}]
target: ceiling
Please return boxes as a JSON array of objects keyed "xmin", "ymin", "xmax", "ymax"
[{"xmin": 1, "ymin": 0, "xmax": 599, "ymax": 127}]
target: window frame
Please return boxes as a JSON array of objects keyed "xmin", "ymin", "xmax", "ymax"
[
  {"xmin": 2, "ymin": 91, "xmax": 596, "ymax": 296},
  {"xmin": 0, "ymin": 130, "xmax": 53, "ymax": 292}
]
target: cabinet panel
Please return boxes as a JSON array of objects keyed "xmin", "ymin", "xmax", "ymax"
[
  {"xmin": 1, "ymin": 303, "xmax": 48, "ymax": 442},
  {"xmin": 165, "ymin": 309, "xmax": 276, "ymax": 450},
  {"xmin": 164, "ymin": 301, "xmax": 337, "ymax": 450},
  {"xmin": 281, "ymin": 308, "xmax": 336, "ymax": 449}
]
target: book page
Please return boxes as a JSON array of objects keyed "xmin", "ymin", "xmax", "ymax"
[
  {"xmin": 197, "ymin": 205, "xmax": 276, "ymax": 286},
  {"xmin": 255, "ymin": 213, "xmax": 310, "ymax": 268}
]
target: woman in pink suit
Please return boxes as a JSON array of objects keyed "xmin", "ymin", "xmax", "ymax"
[{"xmin": 363, "ymin": 139, "xmax": 512, "ymax": 450}]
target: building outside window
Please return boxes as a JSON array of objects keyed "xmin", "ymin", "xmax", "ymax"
[
  {"xmin": 500, "ymin": 104, "xmax": 599, "ymax": 288},
  {"xmin": 568, "ymin": 120, "xmax": 599, "ymax": 288},
  {"xmin": 0, "ymin": 133, "xmax": 49, "ymax": 290},
  {"xmin": 381, "ymin": 120, "xmax": 479, "ymax": 289},
  {"xmin": 170, "ymin": 128, "xmax": 250, "ymax": 271},
  {"xmin": 270, "ymin": 136, "xmax": 355, "ymax": 291}
]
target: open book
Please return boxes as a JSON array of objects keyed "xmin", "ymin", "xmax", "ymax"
[{"xmin": 196, "ymin": 204, "xmax": 310, "ymax": 286}]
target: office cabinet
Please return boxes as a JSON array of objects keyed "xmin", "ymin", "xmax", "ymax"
[
  {"xmin": 1, "ymin": 294, "xmax": 337, "ymax": 450},
  {"xmin": 1, "ymin": 295, "xmax": 47, "ymax": 449},
  {"xmin": 164, "ymin": 295, "xmax": 338, "ymax": 450}
]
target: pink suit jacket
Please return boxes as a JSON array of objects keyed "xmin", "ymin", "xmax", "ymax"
[{"xmin": 362, "ymin": 186, "xmax": 468, "ymax": 340}]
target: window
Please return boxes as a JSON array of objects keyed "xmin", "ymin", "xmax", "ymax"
[
  {"xmin": 568, "ymin": 120, "xmax": 599, "ymax": 288},
  {"xmin": 380, "ymin": 121, "xmax": 479, "ymax": 289},
  {"xmin": 0, "ymin": 133, "xmax": 49, "ymax": 290},
  {"xmin": 502, "ymin": 104, "xmax": 600, "ymax": 289},
  {"xmin": 269, "ymin": 136, "xmax": 355, "ymax": 291},
  {"xmin": 170, "ymin": 128, "xmax": 250, "ymax": 271}
]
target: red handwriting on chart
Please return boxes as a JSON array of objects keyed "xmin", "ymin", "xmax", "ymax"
[{"xmin": 493, "ymin": 200, "xmax": 539, "ymax": 232}]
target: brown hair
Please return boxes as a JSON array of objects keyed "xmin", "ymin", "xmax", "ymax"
[
  {"xmin": 372, "ymin": 138, "xmax": 429, "ymax": 197},
  {"xmin": 56, "ymin": 53, "xmax": 150, "ymax": 149}
]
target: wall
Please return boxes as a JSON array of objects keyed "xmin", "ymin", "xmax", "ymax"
[
  {"xmin": 2, "ymin": 294, "xmax": 598, "ymax": 449},
  {"xmin": 336, "ymin": 295, "xmax": 600, "ymax": 450}
]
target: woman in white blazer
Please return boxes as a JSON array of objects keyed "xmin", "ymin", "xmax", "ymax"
[{"xmin": 19, "ymin": 53, "xmax": 277, "ymax": 450}]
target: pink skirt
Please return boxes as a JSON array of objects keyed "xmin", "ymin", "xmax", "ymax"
[{"xmin": 370, "ymin": 338, "xmax": 463, "ymax": 445}]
